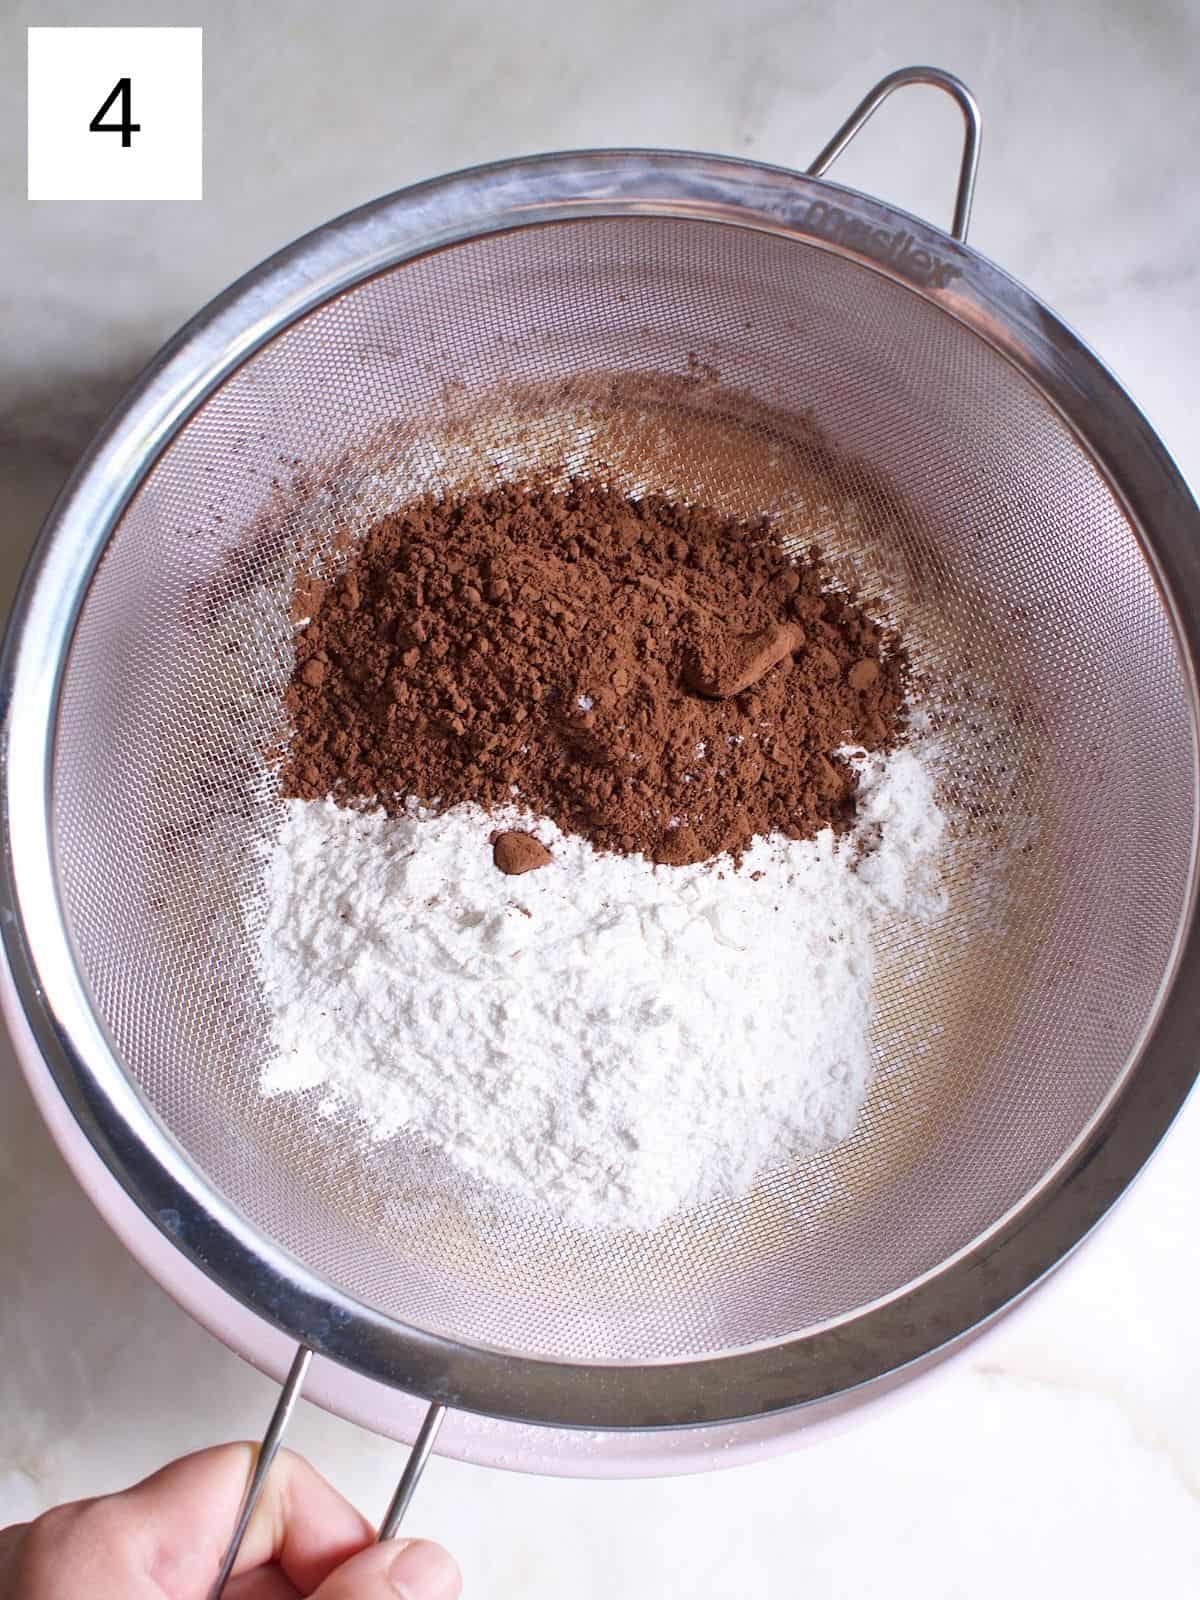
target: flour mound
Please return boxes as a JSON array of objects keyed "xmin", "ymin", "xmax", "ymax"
[{"xmin": 254, "ymin": 746, "xmax": 946, "ymax": 1233}]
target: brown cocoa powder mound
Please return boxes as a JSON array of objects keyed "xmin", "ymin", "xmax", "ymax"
[{"xmin": 279, "ymin": 480, "xmax": 908, "ymax": 864}]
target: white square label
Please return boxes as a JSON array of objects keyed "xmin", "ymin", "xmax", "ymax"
[{"xmin": 28, "ymin": 27, "xmax": 202, "ymax": 201}]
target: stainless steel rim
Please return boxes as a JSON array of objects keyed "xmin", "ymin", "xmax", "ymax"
[{"xmin": 3, "ymin": 144, "xmax": 1198, "ymax": 1431}]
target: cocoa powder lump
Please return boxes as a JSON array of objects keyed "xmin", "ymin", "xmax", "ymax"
[{"xmin": 280, "ymin": 480, "xmax": 908, "ymax": 864}]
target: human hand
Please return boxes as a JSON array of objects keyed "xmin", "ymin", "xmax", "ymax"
[{"xmin": 0, "ymin": 1443, "xmax": 461, "ymax": 1598}]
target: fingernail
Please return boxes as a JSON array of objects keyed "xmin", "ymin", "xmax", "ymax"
[{"xmin": 388, "ymin": 1537, "xmax": 461, "ymax": 1599}]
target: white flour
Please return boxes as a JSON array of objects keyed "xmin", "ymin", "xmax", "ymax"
[{"xmin": 254, "ymin": 747, "xmax": 947, "ymax": 1232}]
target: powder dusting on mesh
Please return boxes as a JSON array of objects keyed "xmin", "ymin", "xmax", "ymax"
[{"xmin": 255, "ymin": 745, "xmax": 947, "ymax": 1232}]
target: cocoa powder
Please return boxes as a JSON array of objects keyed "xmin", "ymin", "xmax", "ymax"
[
  {"xmin": 492, "ymin": 830, "xmax": 553, "ymax": 875},
  {"xmin": 279, "ymin": 480, "xmax": 907, "ymax": 864},
  {"xmin": 682, "ymin": 621, "xmax": 806, "ymax": 700}
]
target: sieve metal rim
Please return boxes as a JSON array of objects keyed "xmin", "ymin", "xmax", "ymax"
[{"xmin": 3, "ymin": 141, "xmax": 1199, "ymax": 1432}]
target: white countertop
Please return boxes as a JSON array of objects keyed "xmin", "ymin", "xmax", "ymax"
[{"xmin": 2, "ymin": 2, "xmax": 1199, "ymax": 1594}]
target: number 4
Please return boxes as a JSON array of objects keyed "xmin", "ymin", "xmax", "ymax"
[{"xmin": 89, "ymin": 77, "xmax": 140, "ymax": 148}]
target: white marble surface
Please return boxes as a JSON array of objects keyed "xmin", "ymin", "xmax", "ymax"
[{"xmin": 2, "ymin": 1, "xmax": 1199, "ymax": 1594}]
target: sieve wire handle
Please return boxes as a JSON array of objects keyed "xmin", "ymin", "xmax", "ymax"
[
  {"xmin": 806, "ymin": 65, "xmax": 981, "ymax": 243},
  {"xmin": 208, "ymin": 1344, "xmax": 312, "ymax": 1599},
  {"xmin": 207, "ymin": 1347, "xmax": 446, "ymax": 1599},
  {"xmin": 378, "ymin": 1402, "xmax": 448, "ymax": 1538}
]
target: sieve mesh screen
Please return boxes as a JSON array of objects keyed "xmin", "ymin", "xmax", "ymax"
[{"xmin": 52, "ymin": 216, "xmax": 1196, "ymax": 1363}]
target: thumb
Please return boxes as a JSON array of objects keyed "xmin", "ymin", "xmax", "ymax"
[{"xmin": 311, "ymin": 1537, "xmax": 461, "ymax": 1600}]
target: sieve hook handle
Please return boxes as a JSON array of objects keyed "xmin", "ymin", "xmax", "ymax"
[
  {"xmin": 806, "ymin": 65, "xmax": 981, "ymax": 243},
  {"xmin": 208, "ymin": 1348, "xmax": 446, "ymax": 1598}
]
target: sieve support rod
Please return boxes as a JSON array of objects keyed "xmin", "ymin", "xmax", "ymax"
[
  {"xmin": 378, "ymin": 1403, "xmax": 448, "ymax": 1541},
  {"xmin": 806, "ymin": 65, "xmax": 981, "ymax": 242},
  {"xmin": 208, "ymin": 1344, "xmax": 313, "ymax": 1600}
]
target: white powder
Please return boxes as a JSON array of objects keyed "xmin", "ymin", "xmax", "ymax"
[{"xmin": 254, "ymin": 747, "xmax": 948, "ymax": 1232}]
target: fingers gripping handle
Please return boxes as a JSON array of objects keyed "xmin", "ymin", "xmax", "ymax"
[{"xmin": 208, "ymin": 1347, "xmax": 444, "ymax": 1599}]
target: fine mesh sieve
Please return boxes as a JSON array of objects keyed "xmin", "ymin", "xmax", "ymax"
[{"xmin": 4, "ymin": 66, "xmax": 1200, "ymax": 1567}]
